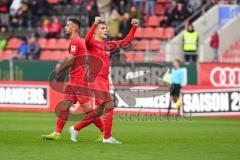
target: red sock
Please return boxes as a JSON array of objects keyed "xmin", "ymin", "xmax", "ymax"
[
  {"xmin": 103, "ymin": 108, "xmax": 113, "ymax": 139},
  {"xmin": 84, "ymin": 110, "xmax": 103, "ymax": 132},
  {"xmin": 93, "ymin": 118, "xmax": 104, "ymax": 132},
  {"xmin": 55, "ymin": 109, "xmax": 69, "ymax": 133},
  {"xmin": 74, "ymin": 110, "xmax": 98, "ymax": 131}
]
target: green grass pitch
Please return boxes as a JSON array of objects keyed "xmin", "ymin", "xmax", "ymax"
[{"xmin": 0, "ymin": 111, "xmax": 240, "ymax": 160}]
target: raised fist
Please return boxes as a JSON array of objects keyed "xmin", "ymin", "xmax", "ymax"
[
  {"xmin": 95, "ymin": 17, "xmax": 102, "ymax": 24},
  {"xmin": 131, "ymin": 19, "xmax": 139, "ymax": 27}
]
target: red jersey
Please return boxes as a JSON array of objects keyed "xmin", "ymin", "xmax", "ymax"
[
  {"xmin": 68, "ymin": 34, "xmax": 87, "ymax": 82},
  {"xmin": 85, "ymin": 23, "xmax": 137, "ymax": 80}
]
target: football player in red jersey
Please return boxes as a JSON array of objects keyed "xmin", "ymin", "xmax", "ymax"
[
  {"xmin": 69, "ymin": 17, "xmax": 139, "ymax": 144},
  {"xmin": 41, "ymin": 18, "xmax": 104, "ymax": 141}
]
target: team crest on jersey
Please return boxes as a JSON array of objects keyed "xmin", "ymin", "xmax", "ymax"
[{"xmin": 71, "ymin": 45, "xmax": 76, "ymax": 52}]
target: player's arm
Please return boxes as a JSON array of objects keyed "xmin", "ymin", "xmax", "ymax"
[
  {"xmin": 55, "ymin": 39, "xmax": 83, "ymax": 76},
  {"xmin": 55, "ymin": 54, "xmax": 76, "ymax": 76},
  {"xmin": 108, "ymin": 19, "xmax": 139, "ymax": 51},
  {"xmin": 85, "ymin": 17, "xmax": 101, "ymax": 48}
]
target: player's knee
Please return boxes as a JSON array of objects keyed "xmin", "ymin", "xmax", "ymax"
[
  {"xmin": 95, "ymin": 110, "xmax": 103, "ymax": 117},
  {"xmin": 60, "ymin": 100, "xmax": 72, "ymax": 110},
  {"xmin": 95, "ymin": 106, "xmax": 104, "ymax": 116},
  {"xmin": 104, "ymin": 101, "xmax": 114, "ymax": 109}
]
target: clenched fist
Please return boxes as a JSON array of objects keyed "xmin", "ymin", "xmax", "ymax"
[
  {"xmin": 95, "ymin": 16, "xmax": 102, "ymax": 24},
  {"xmin": 131, "ymin": 19, "xmax": 139, "ymax": 27}
]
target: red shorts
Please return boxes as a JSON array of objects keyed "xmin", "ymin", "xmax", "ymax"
[
  {"xmin": 64, "ymin": 81, "xmax": 90, "ymax": 104},
  {"xmin": 88, "ymin": 76, "xmax": 112, "ymax": 106}
]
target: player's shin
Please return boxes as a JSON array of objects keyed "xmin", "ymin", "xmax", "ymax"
[
  {"xmin": 103, "ymin": 107, "xmax": 113, "ymax": 139},
  {"xmin": 54, "ymin": 100, "xmax": 72, "ymax": 134},
  {"xmin": 82, "ymin": 105, "xmax": 104, "ymax": 132},
  {"xmin": 102, "ymin": 106, "xmax": 121, "ymax": 144},
  {"xmin": 55, "ymin": 109, "xmax": 70, "ymax": 134},
  {"xmin": 93, "ymin": 118, "xmax": 104, "ymax": 132},
  {"xmin": 74, "ymin": 109, "xmax": 101, "ymax": 131}
]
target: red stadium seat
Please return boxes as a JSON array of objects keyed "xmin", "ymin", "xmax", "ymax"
[
  {"xmin": 54, "ymin": 51, "xmax": 66, "ymax": 60},
  {"xmin": 142, "ymin": 27, "xmax": 154, "ymax": 39},
  {"xmin": 124, "ymin": 52, "xmax": 145, "ymax": 62},
  {"xmin": 235, "ymin": 41, "xmax": 240, "ymax": 46},
  {"xmin": 133, "ymin": 40, "xmax": 148, "ymax": 51},
  {"xmin": 231, "ymin": 42, "xmax": 240, "ymax": 49},
  {"xmin": 153, "ymin": 27, "xmax": 164, "ymax": 39},
  {"xmin": 40, "ymin": 50, "xmax": 51, "ymax": 60},
  {"xmin": 56, "ymin": 38, "xmax": 68, "ymax": 50},
  {"xmin": 143, "ymin": 16, "xmax": 159, "ymax": 27},
  {"xmin": 124, "ymin": 52, "xmax": 134, "ymax": 62},
  {"xmin": 0, "ymin": 50, "xmax": 3, "ymax": 59},
  {"xmin": 149, "ymin": 39, "xmax": 160, "ymax": 51},
  {"xmin": 134, "ymin": 27, "xmax": 143, "ymax": 39},
  {"xmin": 46, "ymin": 38, "xmax": 57, "ymax": 49},
  {"xmin": 38, "ymin": 38, "xmax": 47, "ymax": 49},
  {"xmin": 62, "ymin": 50, "xmax": 68, "ymax": 55},
  {"xmin": 40, "ymin": 50, "xmax": 66, "ymax": 60},
  {"xmin": 6, "ymin": 38, "xmax": 22, "ymax": 49},
  {"xmin": 224, "ymin": 41, "xmax": 240, "ymax": 62},
  {"xmin": 133, "ymin": 53, "xmax": 145, "ymax": 62},
  {"xmin": 221, "ymin": 53, "xmax": 240, "ymax": 62},
  {"xmin": 2, "ymin": 50, "xmax": 17, "ymax": 59},
  {"xmin": 163, "ymin": 27, "xmax": 175, "ymax": 39}
]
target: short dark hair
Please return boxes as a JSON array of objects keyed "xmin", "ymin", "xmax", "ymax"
[{"xmin": 68, "ymin": 18, "xmax": 81, "ymax": 29}]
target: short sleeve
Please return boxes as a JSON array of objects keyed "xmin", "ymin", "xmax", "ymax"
[
  {"xmin": 69, "ymin": 40, "xmax": 78, "ymax": 56},
  {"xmin": 69, "ymin": 39, "xmax": 85, "ymax": 56}
]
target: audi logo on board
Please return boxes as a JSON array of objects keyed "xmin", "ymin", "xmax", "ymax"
[{"xmin": 210, "ymin": 67, "xmax": 240, "ymax": 87}]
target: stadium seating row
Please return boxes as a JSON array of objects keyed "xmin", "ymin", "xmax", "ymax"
[
  {"xmin": 124, "ymin": 52, "xmax": 165, "ymax": 62},
  {"xmin": 133, "ymin": 39, "xmax": 160, "ymax": 51},
  {"xmin": 0, "ymin": 50, "xmax": 16, "ymax": 59},
  {"xmin": 143, "ymin": 16, "xmax": 165, "ymax": 27},
  {"xmin": 222, "ymin": 41, "xmax": 240, "ymax": 62},
  {"xmin": 135, "ymin": 27, "xmax": 175, "ymax": 39},
  {"xmin": 5, "ymin": 38, "xmax": 162, "ymax": 51},
  {"xmin": 5, "ymin": 38, "xmax": 69, "ymax": 50},
  {"xmin": 230, "ymin": 41, "xmax": 240, "ymax": 50},
  {"xmin": 0, "ymin": 50, "xmax": 165, "ymax": 62}
]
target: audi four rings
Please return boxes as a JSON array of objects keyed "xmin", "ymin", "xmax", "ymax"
[{"xmin": 210, "ymin": 67, "xmax": 240, "ymax": 87}]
